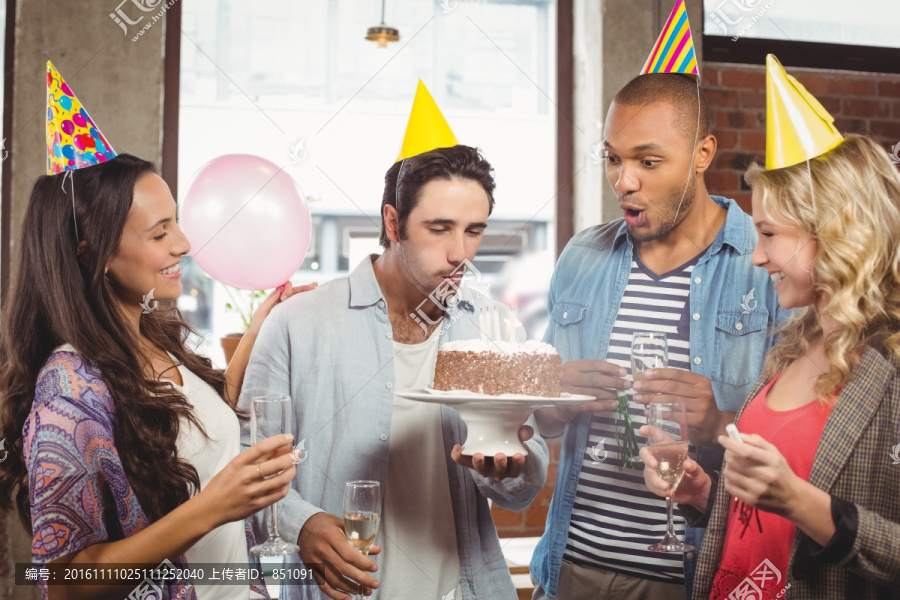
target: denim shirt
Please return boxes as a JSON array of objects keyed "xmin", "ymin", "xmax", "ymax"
[
  {"xmin": 238, "ymin": 255, "xmax": 549, "ymax": 600},
  {"xmin": 529, "ymin": 197, "xmax": 791, "ymax": 599}
]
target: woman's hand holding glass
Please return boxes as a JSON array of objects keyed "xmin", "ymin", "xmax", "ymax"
[
  {"xmin": 198, "ymin": 433, "xmax": 297, "ymax": 529},
  {"xmin": 639, "ymin": 424, "xmax": 712, "ymax": 512}
]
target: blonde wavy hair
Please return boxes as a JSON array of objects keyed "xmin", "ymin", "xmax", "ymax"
[{"xmin": 745, "ymin": 134, "xmax": 900, "ymax": 398}]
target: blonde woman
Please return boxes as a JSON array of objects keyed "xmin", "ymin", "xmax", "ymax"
[{"xmin": 640, "ymin": 134, "xmax": 900, "ymax": 599}]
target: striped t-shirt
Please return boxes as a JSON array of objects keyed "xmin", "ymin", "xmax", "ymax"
[{"xmin": 563, "ymin": 249, "xmax": 702, "ymax": 584}]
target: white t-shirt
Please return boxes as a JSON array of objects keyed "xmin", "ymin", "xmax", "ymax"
[
  {"xmin": 171, "ymin": 357, "xmax": 255, "ymax": 600},
  {"xmin": 379, "ymin": 326, "xmax": 461, "ymax": 599}
]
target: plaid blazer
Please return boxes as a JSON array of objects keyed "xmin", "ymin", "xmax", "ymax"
[{"xmin": 692, "ymin": 342, "xmax": 900, "ymax": 599}]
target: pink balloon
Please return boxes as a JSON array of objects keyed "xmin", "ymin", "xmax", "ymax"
[{"xmin": 180, "ymin": 154, "xmax": 311, "ymax": 290}]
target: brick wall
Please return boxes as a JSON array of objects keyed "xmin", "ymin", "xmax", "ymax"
[
  {"xmin": 490, "ymin": 62, "xmax": 900, "ymax": 540},
  {"xmin": 701, "ymin": 62, "xmax": 900, "ymax": 213},
  {"xmin": 491, "ymin": 438, "xmax": 560, "ymax": 538}
]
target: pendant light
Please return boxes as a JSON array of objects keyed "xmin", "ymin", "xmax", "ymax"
[{"xmin": 366, "ymin": 0, "xmax": 400, "ymax": 48}]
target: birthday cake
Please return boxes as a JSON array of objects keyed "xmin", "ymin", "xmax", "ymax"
[{"xmin": 432, "ymin": 340, "xmax": 563, "ymax": 397}]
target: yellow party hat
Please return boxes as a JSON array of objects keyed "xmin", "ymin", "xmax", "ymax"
[
  {"xmin": 395, "ymin": 79, "xmax": 458, "ymax": 162},
  {"xmin": 46, "ymin": 61, "xmax": 117, "ymax": 175},
  {"xmin": 765, "ymin": 54, "xmax": 843, "ymax": 170},
  {"xmin": 640, "ymin": 0, "xmax": 699, "ymax": 79}
]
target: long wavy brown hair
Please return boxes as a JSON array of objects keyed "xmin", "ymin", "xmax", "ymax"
[
  {"xmin": 745, "ymin": 134, "xmax": 900, "ymax": 399},
  {"xmin": 0, "ymin": 154, "xmax": 233, "ymax": 531}
]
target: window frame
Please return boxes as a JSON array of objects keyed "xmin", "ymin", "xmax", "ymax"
[{"xmin": 0, "ymin": 0, "xmax": 14, "ymax": 301}]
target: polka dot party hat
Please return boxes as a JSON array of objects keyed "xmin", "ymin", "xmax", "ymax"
[{"xmin": 46, "ymin": 61, "xmax": 116, "ymax": 175}]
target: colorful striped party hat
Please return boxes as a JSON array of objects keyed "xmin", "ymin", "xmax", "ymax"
[{"xmin": 640, "ymin": 0, "xmax": 699, "ymax": 79}]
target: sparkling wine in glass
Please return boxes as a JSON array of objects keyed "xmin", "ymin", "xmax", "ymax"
[
  {"xmin": 631, "ymin": 331, "xmax": 668, "ymax": 382},
  {"xmin": 646, "ymin": 402, "xmax": 693, "ymax": 553},
  {"xmin": 343, "ymin": 481, "xmax": 381, "ymax": 600},
  {"xmin": 249, "ymin": 395, "xmax": 299, "ymax": 557}
]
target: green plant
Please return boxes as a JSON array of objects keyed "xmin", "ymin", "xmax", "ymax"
[{"xmin": 223, "ymin": 287, "xmax": 266, "ymax": 333}]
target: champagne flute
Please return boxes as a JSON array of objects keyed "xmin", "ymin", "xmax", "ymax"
[
  {"xmin": 249, "ymin": 395, "xmax": 300, "ymax": 557},
  {"xmin": 631, "ymin": 331, "xmax": 668, "ymax": 380},
  {"xmin": 615, "ymin": 332, "xmax": 668, "ymax": 469},
  {"xmin": 343, "ymin": 481, "xmax": 381, "ymax": 600},
  {"xmin": 646, "ymin": 402, "xmax": 693, "ymax": 553}
]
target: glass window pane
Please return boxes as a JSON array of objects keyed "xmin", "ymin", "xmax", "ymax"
[
  {"xmin": 704, "ymin": 0, "xmax": 900, "ymax": 48},
  {"xmin": 179, "ymin": 0, "xmax": 557, "ymax": 365}
]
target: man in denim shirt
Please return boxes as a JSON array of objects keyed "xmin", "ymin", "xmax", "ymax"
[
  {"xmin": 239, "ymin": 144, "xmax": 548, "ymax": 600},
  {"xmin": 530, "ymin": 75, "xmax": 789, "ymax": 600}
]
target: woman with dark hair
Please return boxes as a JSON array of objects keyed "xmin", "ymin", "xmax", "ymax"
[{"xmin": 0, "ymin": 153, "xmax": 308, "ymax": 600}]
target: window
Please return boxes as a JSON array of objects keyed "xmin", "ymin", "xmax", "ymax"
[
  {"xmin": 179, "ymin": 0, "xmax": 557, "ymax": 365},
  {"xmin": 703, "ymin": 0, "xmax": 900, "ymax": 73}
]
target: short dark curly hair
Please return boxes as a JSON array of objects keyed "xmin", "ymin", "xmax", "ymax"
[{"xmin": 379, "ymin": 145, "xmax": 495, "ymax": 248}]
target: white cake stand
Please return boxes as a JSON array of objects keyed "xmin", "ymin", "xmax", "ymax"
[{"xmin": 395, "ymin": 389, "xmax": 595, "ymax": 456}]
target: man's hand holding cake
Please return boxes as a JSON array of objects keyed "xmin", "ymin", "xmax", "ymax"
[{"xmin": 449, "ymin": 425, "xmax": 534, "ymax": 482}]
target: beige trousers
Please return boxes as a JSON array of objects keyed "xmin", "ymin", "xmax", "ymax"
[{"xmin": 531, "ymin": 560, "xmax": 685, "ymax": 600}]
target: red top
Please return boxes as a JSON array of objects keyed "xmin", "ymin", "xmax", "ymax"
[{"xmin": 709, "ymin": 373, "xmax": 834, "ymax": 600}]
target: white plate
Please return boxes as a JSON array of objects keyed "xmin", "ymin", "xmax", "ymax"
[
  {"xmin": 395, "ymin": 389, "xmax": 595, "ymax": 456},
  {"xmin": 396, "ymin": 389, "xmax": 595, "ymax": 405}
]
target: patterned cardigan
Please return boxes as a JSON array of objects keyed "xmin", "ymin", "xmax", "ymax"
[
  {"xmin": 692, "ymin": 343, "xmax": 900, "ymax": 599},
  {"xmin": 23, "ymin": 348, "xmax": 270, "ymax": 600}
]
